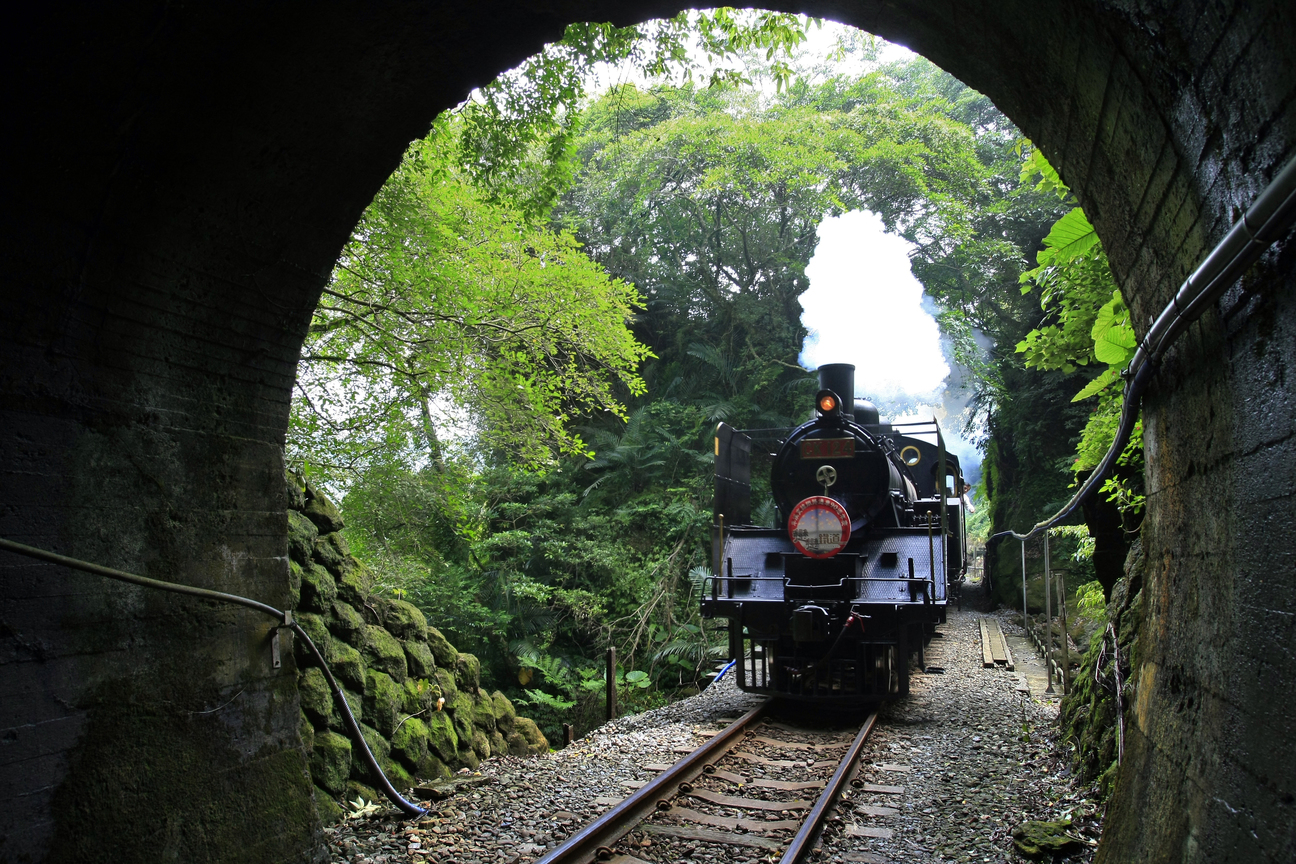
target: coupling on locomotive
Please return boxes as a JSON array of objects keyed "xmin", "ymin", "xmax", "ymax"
[{"xmin": 701, "ymin": 363, "xmax": 969, "ymax": 703}]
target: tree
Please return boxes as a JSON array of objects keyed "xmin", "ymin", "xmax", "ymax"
[
  {"xmin": 554, "ymin": 72, "xmax": 991, "ymax": 437},
  {"xmin": 457, "ymin": 10, "xmax": 814, "ymax": 219},
  {"xmin": 289, "ymin": 120, "xmax": 652, "ymax": 484}
]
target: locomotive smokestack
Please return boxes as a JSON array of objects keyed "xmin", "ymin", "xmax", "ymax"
[{"xmin": 816, "ymin": 364, "xmax": 855, "ymax": 405}]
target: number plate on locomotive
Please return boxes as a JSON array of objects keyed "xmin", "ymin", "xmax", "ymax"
[{"xmin": 799, "ymin": 438, "xmax": 855, "ymax": 459}]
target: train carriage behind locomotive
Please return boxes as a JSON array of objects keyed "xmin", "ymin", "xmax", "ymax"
[{"xmin": 702, "ymin": 363, "xmax": 968, "ymax": 702}]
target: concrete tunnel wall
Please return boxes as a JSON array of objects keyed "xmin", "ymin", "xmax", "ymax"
[{"xmin": 0, "ymin": 1, "xmax": 1292, "ymax": 861}]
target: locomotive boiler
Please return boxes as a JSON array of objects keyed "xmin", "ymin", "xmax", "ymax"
[{"xmin": 701, "ymin": 363, "xmax": 968, "ymax": 702}]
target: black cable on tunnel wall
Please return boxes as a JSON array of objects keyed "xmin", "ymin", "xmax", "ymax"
[
  {"xmin": 0, "ymin": 536, "xmax": 428, "ymax": 819},
  {"xmin": 989, "ymin": 153, "xmax": 1296, "ymax": 547}
]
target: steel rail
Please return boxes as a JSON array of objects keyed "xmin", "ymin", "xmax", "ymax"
[
  {"xmin": 533, "ymin": 699, "xmax": 772, "ymax": 864},
  {"xmin": 779, "ymin": 710, "xmax": 879, "ymax": 864}
]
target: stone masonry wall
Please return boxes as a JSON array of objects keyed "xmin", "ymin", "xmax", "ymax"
[{"xmin": 286, "ymin": 472, "xmax": 546, "ymax": 817}]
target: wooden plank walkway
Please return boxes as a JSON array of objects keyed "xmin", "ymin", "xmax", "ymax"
[{"xmin": 979, "ymin": 617, "xmax": 1015, "ymax": 670}]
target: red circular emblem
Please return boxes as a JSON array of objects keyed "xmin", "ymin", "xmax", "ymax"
[{"xmin": 787, "ymin": 496, "xmax": 851, "ymax": 559}]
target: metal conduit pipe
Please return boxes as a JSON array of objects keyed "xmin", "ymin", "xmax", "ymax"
[
  {"xmin": 0, "ymin": 536, "xmax": 428, "ymax": 818},
  {"xmin": 991, "ymin": 152, "xmax": 1296, "ymax": 545}
]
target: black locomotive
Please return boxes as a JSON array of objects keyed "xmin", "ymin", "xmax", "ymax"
[{"xmin": 701, "ymin": 363, "xmax": 968, "ymax": 702}]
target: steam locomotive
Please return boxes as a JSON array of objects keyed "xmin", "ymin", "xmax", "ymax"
[{"xmin": 701, "ymin": 363, "xmax": 968, "ymax": 703}]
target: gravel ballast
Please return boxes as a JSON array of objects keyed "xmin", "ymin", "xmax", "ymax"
[{"xmin": 325, "ymin": 584, "xmax": 1102, "ymax": 864}]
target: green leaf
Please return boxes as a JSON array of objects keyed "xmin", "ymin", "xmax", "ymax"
[
  {"xmin": 1036, "ymin": 208, "xmax": 1098, "ymax": 267},
  {"xmin": 1091, "ymin": 292, "xmax": 1136, "ymax": 365},
  {"xmin": 1071, "ymin": 366, "xmax": 1121, "ymax": 402}
]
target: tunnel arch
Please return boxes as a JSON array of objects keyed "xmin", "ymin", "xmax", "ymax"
[{"xmin": 1, "ymin": 2, "xmax": 1293, "ymax": 861}]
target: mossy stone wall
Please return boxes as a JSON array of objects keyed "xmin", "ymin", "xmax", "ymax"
[{"xmin": 287, "ymin": 474, "xmax": 546, "ymax": 812}]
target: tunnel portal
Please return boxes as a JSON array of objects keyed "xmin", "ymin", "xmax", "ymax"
[{"xmin": 1, "ymin": 2, "xmax": 1294, "ymax": 861}]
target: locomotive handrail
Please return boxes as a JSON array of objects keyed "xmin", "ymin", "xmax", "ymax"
[
  {"xmin": 707, "ymin": 575, "xmax": 949, "ymax": 583},
  {"xmin": 991, "ymin": 151, "xmax": 1296, "ymax": 544}
]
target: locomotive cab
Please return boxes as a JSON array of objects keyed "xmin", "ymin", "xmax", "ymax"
[{"xmin": 702, "ymin": 363, "xmax": 967, "ymax": 703}]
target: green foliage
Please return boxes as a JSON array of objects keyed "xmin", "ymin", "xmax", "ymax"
[
  {"xmin": 1010, "ymin": 146, "xmax": 1144, "ymax": 521},
  {"xmin": 1051, "ymin": 524, "xmax": 1096, "ymax": 563},
  {"xmin": 458, "ymin": 10, "xmax": 814, "ymax": 219},
  {"xmin": 516, "ymin": 688, "xmax": 577, "ymax": 711},
  {"xmin": 293, "ymin": 36, "xmax": 1136, "ymax": 737},
  {"xmin": 1014, "ymin": 208, "xmax": 1111, "ymax": 375},
  {"xmin": 1074, "ymin": 579, "xmax": 1107, "ymax": 623},
  {"xmin": 290, "ymin": 120, "xmax": 652, "ymax": 484}
]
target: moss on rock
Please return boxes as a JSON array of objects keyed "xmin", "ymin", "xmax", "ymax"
[
  {"xmin": 391, "ymin": 717, "xmax": 429, "ymax": 768},
  {"xmin": 311, "ymin": 730, "xmax": 352, "ymax": 795},
  {"xmin": 377, "ymin": 597, "xmax": 429, "ymax": 641},
  {"xmin": 335, "ymin": 559, "xmax": 371, "ymax": 608},
  {"xmin": 299, "ymin": 562, "xmax": 337, "ymax": 613},
  {"xmin": 305, "ymin": 491, "xmax": 345, "ymax": 534},
  {"xmin": 361, "ymin": 625, "xmax": 408, "ymax": 682},
  {"xmin": 424, "ymin": 711, "xmax": 458, "ymax": 763},
  {"xmin": 404, "ymin": 640, "xmax": 436, "ymax": 679},
  {"xmin": 314, "ymin": 785, "xmax": 343, "ymax": 823},
  {"xmin": 454, "ymin": 653, "xmax": 480, "ymax": 691},
  {"xmin": 287, "ymin": 509, "xmax": 318, "ymax": 566},
  {"xmin": 352, "ymin": 723, "xmax": 391, "ymax": 782},
  {"xmin": 313, "ymin": 532, "xmax": 350, "ymax": 572},
  {"xmin": 434, "ymin": 667, "xmax": 458, "ymax": 700},
  {"xmin": 403, "ymin": 677, "xmax": 437, "ymax": 714},
  {"xmin": 300, "ymin": 710, "xmax": 315, "ymax": 755},
  {"xmin": 470, "ymin": 729, "xmax": 491, "ymax": 759},
  {"xmin": 345, "ymin": 781, "xmax": 379, "ymax": 808},
  {"xmin": 449, "ymin": 689, "xmax": 475, "ymax": 734},
  {"xmin": 326, "ymin": 689, "xmax": 363, "ymax": 733},
  {"xmin": 363, "ymin": 669, "xmax": 403, "ymax": 737},
  {"xmin": 324, "ymin": 639, "xmax": 367, "ymax": 693},
  {"xmin": 1059, "ymin": 542, "xmax": 1145, "ymax": 800},
  {"xmin": 491, "ymin": 690, "xmax": 516, "ymax": 730},
  {"xmin": 287, "ymin": 560, "xmax": 303, "ymax": 610},
  {"xmin": 488, "ymin": 729, "xmax": 508, "ymax": 757},
  {"xmin": 416, "ymin": 753, "xmax": 452, "ymax": 782},
  {"xmin": 293, "ymin": 612, "xmax": 331, "ymax": 659},
  {"xmin": 329, "ymin": 600, "xmax": 366, "ymax": 640},
  {"xmin": 386, "ymin": 760, "xmax": 415, "ymax": 792},
  {"xmin": 471, "ymin": 690, "xmax": 496, "ymax": 731},
  {"xmin": 351, "ymin": 722, "xmax": 412, "ymax": 791},
  {"xmin": 287, "ymin": 470, "xmax": 308, "ymax": 511},
  {"xmin": 298, "ymin": 667, "xmax": 333, "ymax": 726},
  {"xmin": 508, "ymin": 716, "xmax": 548, "ymax": 755},
  {"xmin": 425, "ymin": 626, "xmax": 458, "ymax": 667},
  {"xmin": 1011, "ymin": 820, "xmax": 1082, "ymax": 858}
]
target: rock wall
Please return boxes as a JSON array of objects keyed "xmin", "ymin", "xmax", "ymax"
[
  {"xmin": 1059, "ymin": 542, "xmax": 1146, "ymax": 799},
  {"xmin": 286, "ymin": 473, "xmax": 546, "ymax": 816}
]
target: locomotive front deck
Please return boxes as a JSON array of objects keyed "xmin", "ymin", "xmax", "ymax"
[{"xmin": 703, "ymin": 525, "xmax": 950, "ymax": 702}]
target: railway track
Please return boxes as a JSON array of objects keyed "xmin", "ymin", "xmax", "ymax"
[{"xmin": 533, "ymin": 700, "xmax": 887, "ymax": 864}]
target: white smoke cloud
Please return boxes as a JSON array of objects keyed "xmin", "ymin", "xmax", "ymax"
[{"xmin": 800, "ymin": 210, "xmax": 983, "ymax": 482}]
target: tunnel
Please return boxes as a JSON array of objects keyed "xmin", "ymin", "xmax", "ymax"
[{"xmin": 1, "ymin": 1, "xmax": 1293, "ymax": 861}]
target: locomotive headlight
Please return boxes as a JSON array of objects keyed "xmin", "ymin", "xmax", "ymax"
[{"xmin": 818, "ymin": 394, "xmax": 838, "ymax": 412}]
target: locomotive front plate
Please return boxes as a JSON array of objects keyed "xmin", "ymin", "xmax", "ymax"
[
  {"xmin": 799, "ymin": 437, "xmax": 855, "ymax": 459},
  {"xmin": 787, "ymin": 495, "xmax": 851, "ymax": 558}
]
